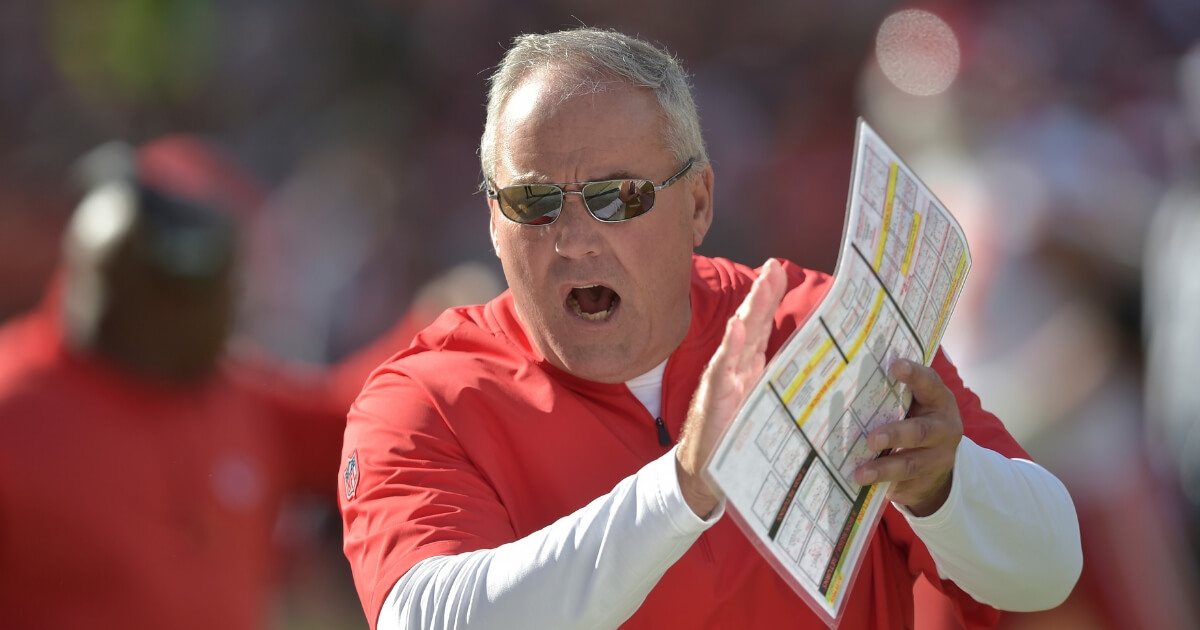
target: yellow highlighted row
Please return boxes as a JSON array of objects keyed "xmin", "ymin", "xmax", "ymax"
[
  {"xmin": 793, "ymin": 290, "xmax": 886, "ymax": 427},
  {"xmin": 926, "ymin": 252, "xmax": 967, "ymax": 361},
  {"xmin": 901, "ymin": 213, "xmax": 921, "ymax": 276},
  {"xmin": 873, "ymin": 163, "xmax": 899, "ymax": 271},
  {"xmin": 824, "ymin": 484, "xmax": 881, "ymax": 605},
  {"xmin": 781, "ymin": 338, "xmax": 834, "ymax": 406}
]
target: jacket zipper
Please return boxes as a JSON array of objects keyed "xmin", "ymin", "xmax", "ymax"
[{"xmin": 655, "ymin": 416, "xmax": 671, "ymax": 447}]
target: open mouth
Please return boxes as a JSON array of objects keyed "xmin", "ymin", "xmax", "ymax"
[{"xmin": 567, "ymin": 284, "xmax": 620, "ymax": 321}]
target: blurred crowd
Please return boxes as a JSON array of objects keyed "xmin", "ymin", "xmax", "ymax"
[{"xmin": 2, "ymin": 0, "xmax": 1200, "ymax": 628}]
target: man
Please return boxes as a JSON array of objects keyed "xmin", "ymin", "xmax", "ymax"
[
  {"xmin": 0, "ymin": 174, "xmax": 342, "ymax": 629},
  {"xmin": 339, "ymin": 28, "xmax": 1082, "ymax": 630},
  {"xmin": 0, "ymin": 145, "xmax": 497, "ymax": 629}
]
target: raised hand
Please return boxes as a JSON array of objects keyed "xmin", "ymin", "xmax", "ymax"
[{"xmin": 676, "ymin": 258, "xmax": 787, "ymax": 518}]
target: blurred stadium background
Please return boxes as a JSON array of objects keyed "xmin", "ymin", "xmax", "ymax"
[{"xmin": 3, "ymin": 1, "xmax": 1199, "ymax": 628}]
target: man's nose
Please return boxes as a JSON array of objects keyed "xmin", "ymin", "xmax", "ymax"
[{"xmin": 553, "ymin": 191, "xmax": 603, "ymax": 258}]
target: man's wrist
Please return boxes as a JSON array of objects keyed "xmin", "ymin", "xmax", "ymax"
[
  {"xmin": 674, "ymin": 455, "xmax": 721, "ymax": 519},
  {"xmin": 903, "ymin": 471, "xmax": 953, "ymax": 517}
]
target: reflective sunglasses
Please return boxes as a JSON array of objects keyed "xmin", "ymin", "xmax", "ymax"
[{"xmin": 487, "ymin": 160, "xmax": 694, "ymax": 226}]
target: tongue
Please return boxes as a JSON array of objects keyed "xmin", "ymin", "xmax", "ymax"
[{"xmin": 571, "ymin": 285, "xmax": 616, "ymax": 315}]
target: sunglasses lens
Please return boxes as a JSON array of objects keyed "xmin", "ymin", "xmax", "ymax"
[
  {"xmin": 496, "ymin": 177, "xmax": 661, "ymax": 225},
  {"xmin": 498, "ymin": 185, "xmax": 563, "ymax": 225},
  {"xmin": 584, "ymin": 179, "xmax": 655, "ymax": 222}
]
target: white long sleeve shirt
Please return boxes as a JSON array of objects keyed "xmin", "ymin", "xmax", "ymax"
[{"xmin": 378, "ymin": 364, "xmax": 1082, "ymax": 630}]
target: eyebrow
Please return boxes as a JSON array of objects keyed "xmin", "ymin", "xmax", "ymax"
[{"xmin": 504, "ymin": 170, "xmax": 641, "ymax": 186}]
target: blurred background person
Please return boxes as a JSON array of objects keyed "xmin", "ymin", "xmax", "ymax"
[
  {"xmin": 0, "ymin": 162, "xmax": 342, "ymax": 629},
  {"xmin": 1144, "ymin": 39, "xmax": 1200, "ymax": 601},
  {"xmin": 0, "ymin": 141, "xmax": 500, "ymax": 629}
]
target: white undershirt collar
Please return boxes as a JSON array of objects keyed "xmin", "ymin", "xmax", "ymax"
[{"xmin": 625, "ymin": 360, "xmax": 667, "ymax": 418}]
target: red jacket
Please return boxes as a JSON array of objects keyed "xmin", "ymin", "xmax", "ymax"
[{"xmin": 341, "ymin": 255, "xmax": 1026, "ymax": 629}]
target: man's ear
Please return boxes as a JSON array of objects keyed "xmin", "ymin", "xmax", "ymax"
[
  {"xmin": 488, "ymin": 200, "xmax": 501, "ymax": 257},
  {"xmin": 691, "ymin": 164, "xmax": 715, "ymax": 247}
]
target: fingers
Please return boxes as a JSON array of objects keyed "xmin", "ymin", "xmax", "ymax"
[
  {"xmin": 736, "ymin": 259, "xmax": 786, "ymax": 326},
  {"xmin": 711, "ymin": 259, "xmax": 788, "ymax": 399},
  {"xmin": 888, "ymin": 358, "xmax": 951, "ymax": 412},
  {"xmin": 738, "ymin": 258, "xmax": 786, "ymax": 351},
  {"xmin": 867, "ymin": 414, "xmax": 935, "ymax": 452},
  {"xmin": 855, "ymin": 440, "xmax": 956, "ymax": 486},
  {"xmin": 866, "ymin": 360, "xmax": 957, "ymax": 451},
  {"xmin": 853, "ymin": 432, "xmax": 956, "ymax": 515},
  {"xmin": 717, "ymin": 259, "xmax": 784, "ymax": 376},
  {"xmin": 854, "ymin": 358, "xmax": 962, "ymax": 513},
  {"xmin": 710, "ymin": 316, "xmax": 746, "ymax": 379}
]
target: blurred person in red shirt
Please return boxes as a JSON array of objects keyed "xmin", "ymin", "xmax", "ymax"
[{"xmin": 0, "ymin": 142, "xmax": 498, "ymax": 629}]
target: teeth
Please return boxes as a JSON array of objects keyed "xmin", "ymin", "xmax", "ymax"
[{"xmin": 566, "ymin": 288, "xmax": 613, "ymax": 320}]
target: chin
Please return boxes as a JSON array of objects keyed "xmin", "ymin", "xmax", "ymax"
[{"xmin": 552, "ymin": 345, "xmax": 639, "ymax": 384}]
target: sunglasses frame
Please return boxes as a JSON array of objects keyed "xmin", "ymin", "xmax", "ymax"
[{"xmin": 486, "ymin": 160, "xmax": 695, "ymax": 226}]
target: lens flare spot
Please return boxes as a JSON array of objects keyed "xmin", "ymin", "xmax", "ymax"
[{"xmin": 875, "ymin": 9, "xmax": 960, "ymax": 97}]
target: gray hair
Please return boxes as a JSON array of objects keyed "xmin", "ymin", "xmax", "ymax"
[{"xmin": 479, "ymin": 27, "xmax": 708, "ymax": 183}]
